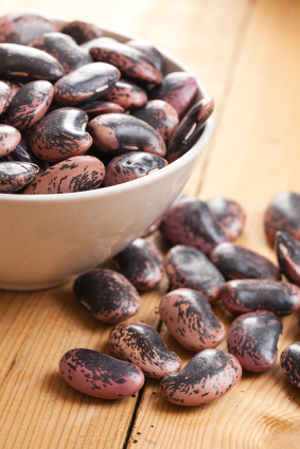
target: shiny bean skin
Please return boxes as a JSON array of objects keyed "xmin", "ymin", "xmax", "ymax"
[
  {"xmin": 132, "ymin": 100, "xmax": 179, "ymax": 145},
  {"xmin": 0, "ymin": 81, "xmax": 12, "ymax": 115},
  {"xmin": 109, "ymin": 322, "xmax": 181, "ymax": 379},
  {"xmin": 164, "ymin": 245, "xmax": 225, "ymax": 302},
  {"xmin": 89, "ymin": 40, "xmax": 162, "ymax": 84},
  {"xmin": 54, "ymin": 62, "xmax": 120, "ymax": 106},
  {"xmin": 30, "ymin": 108, "xmax": 92, "ymax": 162},
  {"xmin": 281, "ymin": 343, "xmax": 300, "ymax": 388},
  {"xmin": 29, "ymin": 32, "xmax": 93, "ymax": 74},
  {"xmin": 159, "ymin": 288, "xmax": 226, "ymax": 352},
  {"xmin": 104, "ymin": 79, "xmax": 147, "ymax": 110},
  {"xmin": 0, "ymin": 43, "xmax": 64, "ymax": 81},
  {"xmin": 276, "ymin": 231, "xmax": 300, "ymax": 287},
  {"xmin": 160, "ymin": 196, "xmax": 229, "ymax": 254},
  {"xmin": 210, "ymin": 242, "xmax": 280, "ymax": 281},
  {"xmin": 207, "ymin": 197, "xmax": 246, "ymax": 241},
  {"xmin": 1, "ymin": 80, "xmax": 20, "ymax": 98},
  {"xmin": 61, "ymin": 20, "xmax": 103, "ymax": 45},
  {"xmin": 148, "ymin": 72, "xmax": 198, "ymax": 116},
  {"xmin": 126, "ymin": 39, "xmax": 164, "ymax": 75},
  {"xmin": 0, "ymin": 161, "xmax": 39, "ymax": 193},
  {"xmin": 59, "ymin": 348, "xmax": 145, "ymax": 399},
  {"xmin": 80, "ymin": 36, "xmax": 118, "ymax": 52},
  {"xmin": 0, "ymin": 10, "xmax": 57, "ymax": 45},
  {"xmin": 73, "ymin": 268, "xmax": 140, "ymax": 322},
  {"xmin": 88, "ymin": 113, "xmax": 166, "ymax": 157},
  {"xmin": 0, "ymin": 124, "xmax": 21, "ymax": 157},
  {"xmin": 264, "ymin": 191, "xmax": 300, "ymax": 244},
  {"xmin": 23, "ymin": 156, "xmax": 104, "ymax": 194},
  {"xmin": 167, "ymin": 97, "xmax": 214, "ymax": 163},
  {"xmin": 3, "ymin": 80, "xmax": 53, "ymax": 131},
  {"xmin": 220, "ymin": 279, "xmax": 300, "ymax": 316},
  {"xmin": 227, "ymin": 311, "xmax": 283, "ymax": 372},
  {"xmin": 160, "ymin": 349, "xmax": 242, "ymax": 406},
  {"xmin": 1, "ymin": 139, "xmax": 49, "ymax": 172},
  {"xmin": 113, "ymin": 238, "xmax": 164, "ymax": 291},
  {"xmin": 103, "ymin": 151, "xmax": 168, "ymax": 186},
  {"xmin": 81, "ymin": 100, "xmax": 124, "ymax": 118}
]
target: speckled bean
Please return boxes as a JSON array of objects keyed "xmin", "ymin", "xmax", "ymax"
[
  {"xmin": 0, "ymin": 81, "xmax": 12, "ymax": 115},
  {"xmin": 1, "ymin": 139, "xmax": 49, "ymax": 172},
  {"xmin": 0, "ymin": 124, "xmax": 21, "ymax": 157},
  {"xmin": 126, "ymin": 39, "xmax": 164, "ymax": 75},
  {"xmin": 207, "ymin": 197, "xmax": 246, "ymax": 241},
  {"xmin": 164, "ymin": 245, "xmax": 225, "ymax": 302},
  {"xmin": 73, "ymin": 268, "xmax": 140, "ymax": 322},
  {"xmin": 227, "ymin": 311, "xmax": 283, "ymax": 372},
  {"xmin": 104, "ymin": 78, "xmax": 147, "ymax": 110},
  {"xmin": 23, "ymin": 155, "xmax": 104, "ymax": 194},
  {"xmin": 81, "ymin": 100, "xmax": 124, "ymax": 118},
  {"xmin": 88, "ymin": 113, "xmax": 166, "ymax": 157},
  {"xmin": 61, "ymin": 20, "xmax": 103, "ymax": 45},
  {"xmin": 0, "ymin": 161, "xmax": 39, "ymax": 193},
  {"xmin": 276, "ymin": 231, "xmax": 300, "ymax": 287},
  {"xmin": 29, "ymin": 107, "xmax": 92, "ymax": 162},
  {"xmin": 113, "ymin": 238, "xmax": 164, "ymax": 291},
  {"xmin": 281, "ymin": 343, "xmax": 300, "ymax": 388},
  {"xmin": 59, "ymin": 348, "xmax": 145, "ymax": 399},
  {"xmin": 220, "ymin": 279, "xmax": 300, "ymax": 316},
  {"xmin": 160, "ymin": 349, "xmax": 242, "ymax": 406},
  {"xmin": 109, "ymin": 322, "xmax": 181, "ymax": 379},
  {"xmin": 159, "ymin": 288, "xmax": 226, "ymax": 351}
]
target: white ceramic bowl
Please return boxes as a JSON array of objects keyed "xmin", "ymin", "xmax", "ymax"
[{"xmin": 0, "ymin": 17, "xmax": 214, "ymax": 291}]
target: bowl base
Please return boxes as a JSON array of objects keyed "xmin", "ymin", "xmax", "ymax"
[{"xmin": 0, "ymin": 278, "xmax": 74, "ymax": 292}]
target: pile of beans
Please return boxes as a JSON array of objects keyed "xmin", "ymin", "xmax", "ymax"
[
  {"xmin": 0, "ymin": 9, "xmax": 214, "ymax": 195},
  {"xmin": 60, "ymin": 191, "xmax": 300, "ymax": 405}
]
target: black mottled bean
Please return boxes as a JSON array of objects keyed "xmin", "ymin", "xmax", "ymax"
[
  {"xmin": 113, "ymin": 238, "xmax": 164, "ymax": 291},
  {"xmin": 23, "ymin": 156, "xmax": 104, "ymax": 194},
  {"xmin": 210, "ymin": 243, "xmax": 280, "ymax": 281},
  {"xmin": 81, "ymin": 100, "xmax": 124, "ymax": 118},
  {"xmin": 281, "ymin": 343, "xmax": 300, "ymax": 388},
  {"xmin": 1, "ymin": 139, "xmax": 49, "ymax": 172},
  {"xmin": 0, "ymin": 161, "xmax": 39, "ymax": 193},
  {"xmin": 126, "ymin": 39, "xmax": 164, "ymax": 75},
  {"xmin": 264, "ymin": 191, "xmax": 300, "ymax": 244},
  {"xmin": 89, "ymin": 41, "xmax": 162, "ymax": 84},
  {"xmin": 131, "ymin": 99, "xmax": 179, "ymax": 145},
  {"xmin": 0, "ymin": 43, "xmax": 64, "ymax": 81},
  {"xmin": 103, "ymin": 151, "xmax": 168, "ymax": 186},
  {"xmin": 148, "ymin": 72, "xmax": 198, "ymax": 116},
  {"xmin": 1, "ymin": 80, "xmax": 20, "ymax": 98},
  {"xmin": 3, "ymin": 80, "xmax": 53, "ymax": 131},
  {"xmin": 54, "ymin": 62, "xmax": 120, "ymax": 106},
  {"xmin": 164, "ymin": 245, "xmax": 225, "ymax": 302},
  {"xmin": 29, "ymin": 32, "xmax": 93, "ymax": 74},
  {"xmin": 61, "ymin": 20, "xmax": 103, "ymax": 45},
  {"xmin": 104, "ymin": 79, "xmax": 147, "ymax": 110},
  {"xmin": 160, "ymin": 349, "xmax": 242, "ymax": 406},
  {"xmin": 276, "ymin": 231, "xmax": 300, "ymax": 286},
  {"xmin": 227, "ymin": 311, "xmax": 283, "ymax": 372},
  {"xmin": 207, "ymin": 197, "xmax": 246, "ymax": 241},
  {"xmin": 73, "ymin": 268, "xmax": 140, "ymax": 322},
  {"xmin": 167, "ymin": 97, "xmax": 214, "ymax": 163},
  {"xmin": 160, "ymin": 196, "xmax": 229, "ymax": 254},
  {"xmin": 80, "ymin": 37, "xmax": 118, "ymax": 52},
  {"xmin": 220, "ymin": 279, "xmax": 300, "ymax": 316},
  {"xmin": 109, "ymin": 322, "xmax": 181, "ymax": 379},
  {"xmin": 59, "ymin": 348, "xmax": 145, "ymax": 399},
  {"xmin": 0, "ymin": 10, "xmax": 57, "ymax": 45},
  {"xmin": 159, "ymin": 288, "xmax": 226, "ymax": 351},
  {"xmin": 88, "ymin": 113, "xmax": 166, "ymax": 158},
  {"xmin": 0, "ymin": 124, "xmax": 21, "ymax": 157},
  {"xmin": 0, "ymin": 81, "xmax": 12, "ymax": 115},
  {"xmin": 29, "ymin": 108, "xmax": 92, "ymax": 162}
]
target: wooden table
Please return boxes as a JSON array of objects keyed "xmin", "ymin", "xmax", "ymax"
[{"xmin": 1, "ymin": 0, "xmax": 300, "ymax": 447}]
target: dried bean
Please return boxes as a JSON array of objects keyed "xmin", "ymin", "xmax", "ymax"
[
  {"xmin": 207, "ymin": 197, "xmax": 246, "ymax": 241},
  {"xmin": 126, "ymin": 39, "xmax": 164, "ymax": 75},
  {"xmin": 276, "ymin": 231, "xmax": 300, "ymax": 286},
  {"xmin": 61, "ymin": 20, "xmax": 103, "ymax": 45},
  {"xmin": 81, "ymin": 100, "xmax": 124, "ymax": 118},
  {"xmin": 104, "ymin": 79, "xmax": 147, "ymax": 110},
  {"xmin": 1, "ymin": 139, "xmax": 49, "ymax": 172},
  {"xmin": 109, "ymin": 322, "xmax": 181, "ymax": 379},
  {"xmin": 59, "ymin": 348, "xmax": 145, "ymax": 399},
  {"xmin": 0, "ymin": 161, "xmax": 39, "ymax": 193},
  {"xmin": 0, "ymin": 124, "xmax": 21, "ymax": 157},
  {"xmin": 159, "ymin": 288, "xmax": 226, "ymax": 351},
  {"xmin": 281, "ymin": 343, "xmax": 300, "ymax": 388},
  {"xmin": 0, "ymin": 81, "xmax": 12, "ymax": 115}
]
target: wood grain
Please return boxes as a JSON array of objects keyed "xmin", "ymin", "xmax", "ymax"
[{"xmin": 0, "ymin": 0, "xmax": 300, "ymax": 448}]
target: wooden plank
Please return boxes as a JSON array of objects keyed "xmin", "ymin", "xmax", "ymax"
[{"xmin": 127, "ymin": 0, "xmax": 300, "ymax": 448}]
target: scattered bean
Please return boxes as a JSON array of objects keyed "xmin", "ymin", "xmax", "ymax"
[
  {"xmin": 61, "ymin": 20, "xmax": 103, "ymax": 45},
  {"xmin": 276, "ymin": 231, "xmax": 300, "ymax": 286},
  {"xmin": 0, "ymin": 124, "xmax": 21, "ymax": 157},
  {"xmin": 281, "ymin": 343, "xmax": 300, "ymax": 388},
  {"xmin": 104, "ymin": 78, "xmax": 147, "ymax": 110},
  {"xmin": 207, "ymin": 197, "xmax": 246, "ymax": 241},
  {"xmin": 0, "ymin": 161, "xmax": 39, "ymax": 193}
]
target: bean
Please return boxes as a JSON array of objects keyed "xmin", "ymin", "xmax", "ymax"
[
  {"xmin": 81, "ymin": 100, "xmax": 124, "ymax": 118},
  {"xmin": 0, "ymin": 161, "xmax": 39, "ymax": 193},
  {"xmin": 220, "ymin": 279, "xmax": 300, "ymax": 316},
  {"xmin": 281, "ymin": 343, "xmax": 300, "ymax": 388},
  {"xmin": 227, "ymin": 311, "xmax": 283, "ymax": 372},
  {"xmin": 29, "ymin": 108, "xmax": 92, "ymax": 162},
  {"xmin": 103, "ymin": 151, "xmax": 168, "ymax": 186},
  {"xmin": 88, "ymin": 113, "xmax": 166, "ymax": 157},
  {"xmin": 104, "ymin": 79, "xmax": 147, "ymax": 110},
  {"xmin": 80, "ymin": 37, "xmax": 118, "ymax": 52},
  {"xmin": 3, "ymin": 80, "xmax": 53, "ymax": 131},
  {"xmin": 1, "ymin": 139, "xmax": 50, "ymax": 172},
  {"xmin": 73, "ymin": 268, "xmax": 140, "ymax": 322},
  {"xmin": 276, "ymin": 231, "xmax": 300, "ymax": 287},
  {"xmin": 160, "ymin": 349, "xmax": 242, "ymax": 406},
  {"xmin": 0, "ymin": 124, "xmax": 21, "ymax": 157},
  {"xmin": 207, "ymin": 197, "xmax": 246, "ymax": 241},
  {"xmin": 61, "ymin": 20, "xmax": 103, "ymax": 45},
  {"xmin": 164, "ymin": 245, "xmax": 225, "ymax": 302},
  {"xmin": 159, "ymin": 288, "xmax": 226, "ymax": 351},
  {"xmin": 59, "ymin": 348, "xmax": 145, "ymax": 399},
  {"xmin": 113, "ymin": 238, "xmax": 164, "ymax": 291},
  {"xmin": 0, "ymin": 81, "xmax": 12, "ymax": 115},
  {"xmin": 23, "ymin": 155, "xmax": 104, "ymax": 194},
  {"xmin": 126, "ymin": 39, "xmax": 164, "ymax": 75},
  {"xmin": 109, "ymin": 322, "xmax": 181, "ymax": 379}
]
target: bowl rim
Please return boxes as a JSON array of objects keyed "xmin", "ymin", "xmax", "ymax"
[{"xmin": 0, "ymin": 16, "xmax": 214, "ymax": 203}]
